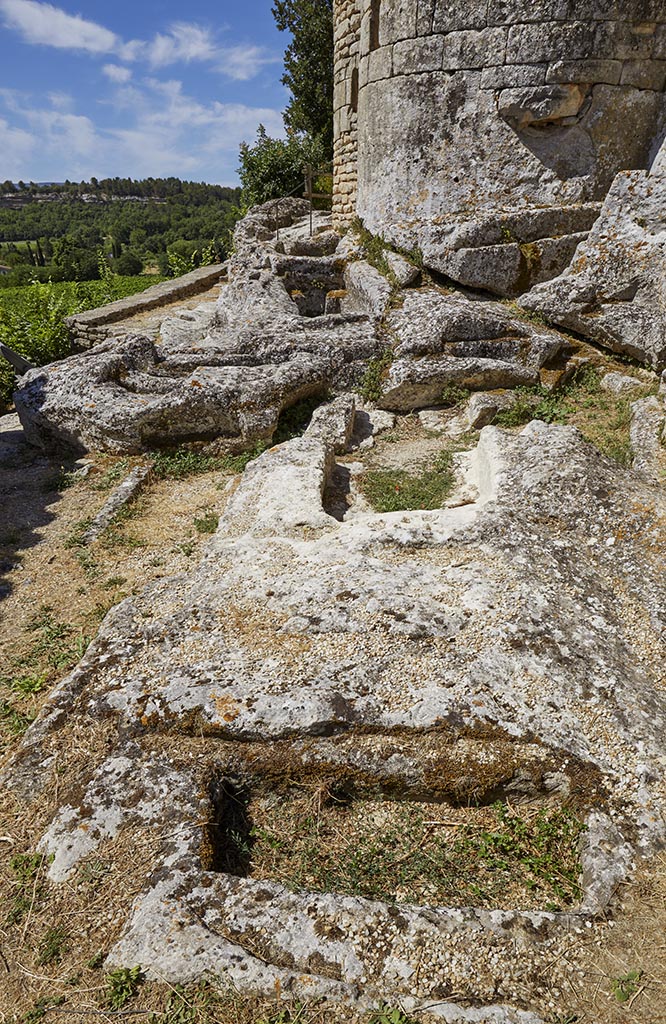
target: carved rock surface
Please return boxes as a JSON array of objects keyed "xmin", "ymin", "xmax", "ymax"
[
  {"xmin": 5, "ymin": 397, "xmax": 665, "ymax": 1022},
  {"xmin": 13, "ymin": 202, "xmax": 380, "ymax": 455},
  {"xmin": 377, "ymin": 291, "xmax": 570, "ymax": 412},
  {"xmin": 522, "ymin": 156, "xmax": 666, "ymax": 372}
]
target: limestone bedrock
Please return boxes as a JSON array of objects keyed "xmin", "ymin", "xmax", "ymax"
[
  {"xmin": 522, "ymin": 137, "xmax": 666, "ymax": 372},
  {"xmin": 6, "ymin": 389, "xmax": 665, "ymax": 1021},
  {"xmin": 12, "ymin": 199, "xmax": 595, "ymax": 456},
  {"xmin": 13, "ymin": 200, "xmax": 381, "ymax": 455}
]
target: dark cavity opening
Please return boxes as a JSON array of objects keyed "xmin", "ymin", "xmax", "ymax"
[
  {"xmin": 369, "ymin": 0, "xmax": 381, "ymax": 51},
  {"xmin": 203, "ymin": 775, "xmax": 254, "ymax": 875},
  {"xmin": 350, "ymin": 67, "xmax": 359, "ymax": 113}
]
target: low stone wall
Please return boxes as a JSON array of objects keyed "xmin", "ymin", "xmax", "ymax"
[{"xmin": 66, "ymin": 263, "xmax": 227, "ymax": 348}]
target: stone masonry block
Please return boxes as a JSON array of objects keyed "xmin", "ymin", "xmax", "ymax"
[
  {"xmin": 393, "ymin": 35, "xmax": 444, "ymax": 76},
  {"xmin": 508, "ymin": 21, "xmax": 598, "ymax": 63},
  {"xmin": 432, "ymin": 0, "xmax": 488, "ymax": 34},
  {"xmin": 416, "ymin": 0, "xmax": 434, "ymax": 35},
  {"xmin": 595, "ymin": 20, "xmax": 656, "ymax": 60},
  {"xmin": 481, "ymin": 64, "xmax": 547, "ymax": 89},
  {"xmin": 652, "ymin": 23, "xmax": 666, "ymax": 58},
  {"xmin": 488, "ymin": 0, "xmax": 572, "ymax": 24},
  {"xmin": 441, "ymin": 27, "xmax": 507, "ymax": 71},
  {"xmin": 379, "ymin": 0, "xmax": 417, "ymax": 45},
  {"xmin": 368, "ymin": 45, "xmax": 392, "ymax": 82},
  {"xmin": 621, "ymin": 58, "xmax": 666, "ymax": 88},
  {"xmin": 546, "ymin": 58, "xmax": 623, "ymax": 84}
]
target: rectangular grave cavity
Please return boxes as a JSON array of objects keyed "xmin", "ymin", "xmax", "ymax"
[{"xmin": 202, "ymin": 769, "xmax": 585, "ymax": 912}]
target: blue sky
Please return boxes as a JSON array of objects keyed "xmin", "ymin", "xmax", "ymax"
[{"xmin": 0, "ymin": 0, "xmax": 289, "ymax": 184}]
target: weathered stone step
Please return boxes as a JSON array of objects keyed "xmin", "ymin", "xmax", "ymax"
[
  {"xmin": 447, "ymin": 203, "xmax": 602, "ymax": 249},
  {"xmin": 435, "ymin": 230, "xmax": 589, "ymax": 297}
]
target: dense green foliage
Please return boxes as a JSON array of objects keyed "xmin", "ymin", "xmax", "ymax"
[
  {"xmin": 272, "ymin": 0, "xmax": 334, "ymax": 153},
  {"xmin": 238, "ymin": 127, "xmax": 327, "ymax": 207},
  {"xmin": 0, "ymin": 274, "xmax": 160, "ymax": 408},
  {"xmin": 237, "ymin": 0, "xmax": 333, "ymax": 207},
  {"xmin": 0, "ymin": 177, "xmax": 241, "ymax": 286}
]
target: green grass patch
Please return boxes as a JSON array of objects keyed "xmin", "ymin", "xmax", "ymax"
[
  {"xmin": 6, "ymin": 852, "xmax": 49, "ymax": 925},
  {"xmin": 440, "ymin": 382, "xmax": 470, "ymax": 408},
  {"xmin": 150, "ymin": 449, "xmax": 228, "ymax": 480},
  {"xmin": 37, "ymin": 925, "xmax": 68, "ymax": 966},
  {"xmin": 242, "ymin": 797, "xmax": 584, "ymax": 912},
  {"xmin": 495, "ymin": 367, "xmax": 653, "ymax": 466},
  {"xmin": 193, "ymin": 511, "xmax": 219, "ymax": 534},
  {"xmin": 361, "ymin": 450, "xmax": 455, "ymax": 512},
  {"xmin": 357, "ymin": 348, "xmax": 394, "ymax": 403}
]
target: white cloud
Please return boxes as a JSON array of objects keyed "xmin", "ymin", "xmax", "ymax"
[
  {"xmin": 0, "ymin": 0, "xmax": 117, "ymax": 53},
  {"xmin": 0, "ymin": 80, "xmax": 284, "ymax": 184},
  {"xmin": 47, "ymin": 90, "xmax": 72, "ymax": 109},
  {"xmin": 145, "ymin": 23, "xmax": 216, "ymax": 68},
  {"xmin": 0, "ymin": 116, "xmax": 35, "ymax": 178},
  {"xmin": 103, "ymin": 64, "xmax": 132, "ymax": 84},
  {"xmin": 217, "ymin": 44, "xmax": 279, "ymax": 82},
  {"xmin": 0, "ymin": 0, "xmax": 278, "ymax": 81}
]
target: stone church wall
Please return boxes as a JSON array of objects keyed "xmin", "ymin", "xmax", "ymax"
[{"xmin": 333, "ymin": 0, "xmax": 666, "ymax": 294}]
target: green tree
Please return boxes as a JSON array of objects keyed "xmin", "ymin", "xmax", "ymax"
[
  {"xmin": 238, "ymin": 126, "xmax": 326, "ymax": 207},
  {"xmin": 272, "ymin": 0, "xmax": 334, "ymax": 156},
  {"xmin": 113, "ymin": 250, "xmax": 143, "ymax": 276}
]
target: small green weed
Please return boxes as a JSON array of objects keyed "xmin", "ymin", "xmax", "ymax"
[
  {"xmin": 87, "ymin": 950, "xmax": 105, "ymax": 969},
  {"xmin": 6, "ymin": 852, "xmax": 48, "ymax": 925},
  {"xmin": 611, "ymin": 969, "xmax": 642, "ymax": 1003},
  {"xmin": 369, "ymin": 1008, "xmax": 418, "ymax": 1024},
  {"xmin": 105, "ymin": 965, "xmax": 144, "ymax": 1009},
  {"xmin": 64, "ymin": 517, "xmax": 93, "ymax": 549},
  {"xmin": 3, "ymin": 672, "xmax": 48, "ymax": 695},
  {"xmin": 22, "ymin": 607, "xmax": 90, "ymax": 672},
  {"xmin": 102, "ymin": 575, "xmax": 127, "ymax": 590},
  {"xmin": 42, "ymin": 466, "xmax": 80, "ymax": 492},
  {"xmin": 100, "ymin": 529, "xmax": 145, "ymax": 552},
  {"xmin": 193, "ymin": 511, "xmax": 219, "ymax": 534},
  {"xmin": 358, "ymin": 348, "xmax": 394, "ymax": 403},
  {"xmin": 361, "ymin": 450, "xmax": 455, "ymax": 513},
  {"xmin": 74, "ymin": 547, "xmax": 101, "ymax": 579},
  {"xmin": 21, "ymin": 996, "xmax": 66, "ymax": 1024},
  {"xmin": 440, "ymin": 382, "xmax": 470, "ymax": 407},
  {"xmin": 91, "ymin": 459, "xmax": 129, "ymax": 491},
  {"xmin": 37, "ymin": 924, "xmax": 68, "ymax": 965},
  {"xmin": 177, "ymin": 540, "xmax": 196, "ymax": 557},
  {"xmin": 222, "ymin": 441, "xmax": 268, "ymax": 473},
  {"xmin": 0, "ymin": 702, "xmax": 35, "ymax": 738}
]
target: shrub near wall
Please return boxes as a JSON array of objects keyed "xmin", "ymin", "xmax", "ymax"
[{"xmin": 0, "ymin": 276, "xmax": 160, "ymax": 409}]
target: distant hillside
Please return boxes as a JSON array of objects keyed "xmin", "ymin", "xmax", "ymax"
[{"xmin": 0, "ymin": 176, "xmax": 242, "ymax": 284}]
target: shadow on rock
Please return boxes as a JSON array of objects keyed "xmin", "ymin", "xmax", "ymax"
[{"xmin": 0, "ymin": 411, "xmax": 75, "ymax": 605}]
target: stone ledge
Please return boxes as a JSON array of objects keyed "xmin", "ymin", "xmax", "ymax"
[{"xmin": 65, "ymin": 263, "xmax": 227, "ymax": 329}]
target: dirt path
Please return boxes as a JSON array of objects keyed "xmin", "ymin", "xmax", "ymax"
[{"xmin": 106, "ymin": 280, "xmax": 224, "ymax": 339}]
